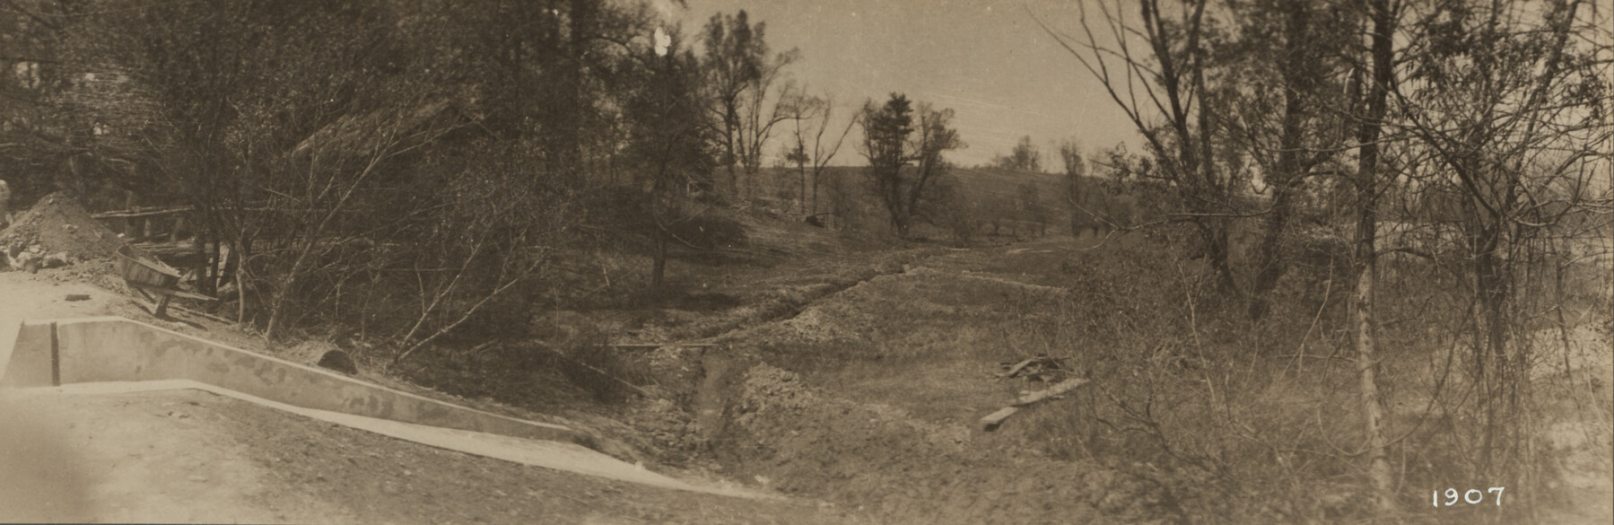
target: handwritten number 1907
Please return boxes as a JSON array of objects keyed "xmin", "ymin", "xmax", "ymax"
[{"xmin": 1433, "ymin": 487, "xmax": 1504, "ymax": 507}]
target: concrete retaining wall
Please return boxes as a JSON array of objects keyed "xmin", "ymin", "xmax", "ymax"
[
  {"xmin": 0, "ymin": 321, "xmax": 54, "ymax": 387},
  {"xmin": 3, "ymin": 317, "xmax": 576, "ymax": 444}
]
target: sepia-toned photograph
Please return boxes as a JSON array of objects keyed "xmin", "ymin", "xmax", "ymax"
[{"xmin": 2, "ymin": 0, "xmax": 1610, "ymax": 523}]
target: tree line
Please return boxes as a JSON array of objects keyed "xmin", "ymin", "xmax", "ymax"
[
  {"xmin": 0, "ymin": 0, "xmax": 983, "ymax": 365},
  {"xmin": 1041, "ymin": 0, "xmax": 1610, "ymax": 515}
]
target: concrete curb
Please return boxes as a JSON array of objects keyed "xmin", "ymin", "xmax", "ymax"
[
  {"xmin": 7, "ymin": 380, "xmax": 768, "ymax": 498},
  {"xmin": 2, "ymin": 316, "xmax": 574, "ymax": 442},
  {"xmin": 2, "ymin": 316, "xmax": 772, "ymax": 499}
]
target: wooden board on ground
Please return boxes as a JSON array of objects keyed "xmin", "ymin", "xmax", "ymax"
[
  {"xmin": 606, "ymin": 343, "xmax": 717, "ymax": 350},
  {"xmin": 1011, "ymin": 377, "xmax": 1088, "ymax": 406},
  {"xmin": 979, "ymin": 377, "xmax": 1090, "ymax": 432},
  {"xmin": 996, "ymin": 355, "xmax": 1066, "ymax": 379},
  {"xmin": 979, "ymin": 407, "xmax": 1020, "ymax": 432},
  {"xmin": 997, "ymin": 357, "xmax": 1040, "ymax": 378}
]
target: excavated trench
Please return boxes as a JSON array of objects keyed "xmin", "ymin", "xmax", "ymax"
[{"xmin": 663, "ymin": 256, "xmax": 1184, "ymax": 525}]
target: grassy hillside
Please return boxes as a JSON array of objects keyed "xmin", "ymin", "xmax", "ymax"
[{"xmin": 747, "ymin": 166, "xmax": 1092, "ymax": 240}]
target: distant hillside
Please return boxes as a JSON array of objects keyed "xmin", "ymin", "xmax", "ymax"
[{"xmin": 749, "ymin": 166, "xmax": 1129, "ymax": 241}]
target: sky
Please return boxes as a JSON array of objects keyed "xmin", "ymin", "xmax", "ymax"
[{"xmin": 671, "ymin": 0, "xmax": 1143, "ymax": 168}]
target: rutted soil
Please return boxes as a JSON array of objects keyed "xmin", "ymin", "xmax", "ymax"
[
  {"xmin": 700, "ymin": 361, "xmax": 1181, "ymax": 524},
  {"xmin": 657, "ymin": 237, "xmax": 1187, "ymax": 524},
  {"xmin": 624, "ymin": 247, "xmax": 943, "ymax": 344},
  {"xmin": 639, "ymin": 232, "xmax": 1613, "ymax": 524}
]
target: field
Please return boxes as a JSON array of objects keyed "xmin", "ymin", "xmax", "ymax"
[
  {"xmin": 5, "ymin": 184, "xmax": 1610, "ymax": 523},
  {"xmin": 355, "ymin": 194, "xmax": 1614, "ymax": 523}
]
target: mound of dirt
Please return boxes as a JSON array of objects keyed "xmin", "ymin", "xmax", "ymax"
[
  {"xmin": 0, "ymin": 193, "xmax": 126, "ymax": 270},
  {"xmin": 699, "ymin": 362, "xmax": 1182, "ymax": 524}
]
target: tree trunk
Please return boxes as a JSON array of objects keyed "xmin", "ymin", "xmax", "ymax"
[
  {"xmin": 1353, "ymin": 0, "xmax": 1396, "ymax": 513},
  {"xmin": 202, "ymin": 235, "xmax": 218, "ymax": 296},
  {"xmin": 1248, "ymin": 187, "xmax": 1295, "ymax": 318},
  {"xmin": 1474, "ymin": 232, "xmax": 1512, "ymax": 471},
  {"xmin": 1195, "ymin": 219, "xmax": 1239, "ymax": 293},
  {"xmin": 810, "ymin": 169, "xmax": 820, "ymax": 217},
  {"xmin": 650, "ymin": 234, "xmax": 668, "ymax": 288},
  {"xmin": 561, "ymin": 0, "xmax": 595, "ymax": 189},
  {"xmin": 1249, "ymin": 2, "xmax": 1313, "ymax": 320},
  {"xmin": 799, "ymin": 166, "xmax": 808, "ymax": 213},
  {"xmin": 233, "ymin": 238, "xmax": 249, "ymax": 326}
]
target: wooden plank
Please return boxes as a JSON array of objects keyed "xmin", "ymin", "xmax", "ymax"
[
  {"xmin": 605, "ymin": 342, "xmax": 717, "ymax": 350},
  {"xmin": 1011, "ymin": 377, "xmax": 1089, "ymax": 407},
  {"xmin": 165, "ymin": 289, "xmax": 217, "ymax": 302},
  {"xmin": 979, "ymin": 377, "xmax": 1090, "ymax": 432},
  {"xmin": 167, "ymin": 303, "xmax": 235, "ymax": 325},
  {"xmin": 93, "ymin": 206, "xmax": 193, "ymax": 220},
  {"xmin": 979, "ymin": 407, "xmax": 1020, "ymax": 432},
  {"xmin": 998, "ymin": 356, "xmax": 1047, "ymax": 378}
]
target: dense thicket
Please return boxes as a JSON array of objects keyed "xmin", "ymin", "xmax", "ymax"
[
  {"xmin": 0, "ymin": 0, "xmax": 784, "ymax": 359},
  {"xmin": 1045, "ymin": 0, "xmax": 1611, "ymax": 518}
]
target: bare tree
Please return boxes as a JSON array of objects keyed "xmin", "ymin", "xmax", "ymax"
[
  {"xmin": 1017, "ymin": 181, "xmax": 1049, "ymax": 237},
  {"xmin": 1234, "ymin": 0, "xmax": 1359, "ymax": 320},
  {"xmin": 1347, "ymin": 0, "xmax": 1398, "ymax": 512},
  {"xmin": 1394, "ymin": 0, "xmax": 1609, "ymax": 490},
  {"xmin": 625, "ymin": 28, "xmax": 725, "ymax": 288},
  {"xmin": 261, "ymin": 100, "xmax": 469, "ymax": 342},
  {"xmin": 782, "ymin": 89, "xmax": 858, "ymax": 217},
  {"xmin": 858, "ymin": 94, "xmax": 963, "ymax": 238},
  {"xmin": 1037, "ymin": 0, "xmax": 1242, "ymax": 291},
  {"xmin": 993, "ymin": 135, "xmax": 1043, "ymax": 172},
  {"xmin": 701, "ymin": 10, "xmax": 798, "ymax": 201},
  {"xmin": 387, "ymin": 150, "xmax": 561, "ymax": 369},
  {"xmin": 1059, "ymin": 139, "xmax": 1100, "ymax": 235}
]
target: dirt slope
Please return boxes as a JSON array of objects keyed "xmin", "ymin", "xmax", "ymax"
[
  {"xmin": 645, "ymin": 233, "xmax": 1612, "ymax": 524},
  {"xmin": 0, "ymin": 192, "xmax": 126, "ymax": 268}
]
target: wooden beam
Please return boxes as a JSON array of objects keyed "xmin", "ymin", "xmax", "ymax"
[
  {"xmin": 980, "ymin": 407, "xmax": 1020, "ymax": 432},
  {"xmin": 93, "ymin": 206, "xmax": 193, "ymax": 220},
  {"xmin": 1011, "ymin": 377, "xmax": 1088, "ymax": 407},
  {"xmin": 979, "ymin": 377, "xmax": 1090, "ymax": 432},
  {"xmin": 604, "ymin": 342, "xmax": 717, "ymax": 349}
]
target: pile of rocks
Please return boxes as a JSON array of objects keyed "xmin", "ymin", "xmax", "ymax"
[
  {"xmin": 1, "ymin": 244, "xmax": 77, "ymax": 272},
  {"xmin": 0, "ymin": 192, "xmax": 127, "ymax": 272}
]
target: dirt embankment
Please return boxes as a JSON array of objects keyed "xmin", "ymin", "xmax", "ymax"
[
  {"xmin": 0, "ymin": 192, "xmax": 126, "ymax": 272},
  {"xmin": 627, "ymin": 248, "xmax": 942, "ymax": 344},
  {"xmin": 624, "ymin": 238, "xmax": 1188, "ymax": 524},
  {"xmin": 686, "ymin": 360, "xmax": 1180, "ymax": 525}
]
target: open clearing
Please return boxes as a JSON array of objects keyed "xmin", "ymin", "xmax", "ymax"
[{"xmin": 4, "ymin": 228, "xmax": 1610, "ymax": 524}]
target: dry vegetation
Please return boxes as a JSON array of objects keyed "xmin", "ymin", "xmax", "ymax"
[{"xmin": 2, "ymin": 0, "xmax": 1611, "ymax": 523}]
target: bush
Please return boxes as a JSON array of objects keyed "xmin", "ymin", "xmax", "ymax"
[
  {"xmin": 552, "ymin": 327, "xmax": 650, "ymax": 404},
  {"xmin": 1011, "ymin": 233, "xmax": 1393, "ymax": 522},
  {"xmin": 668, "ymin": 215, "xmax": 746, "ymax": 251}
]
